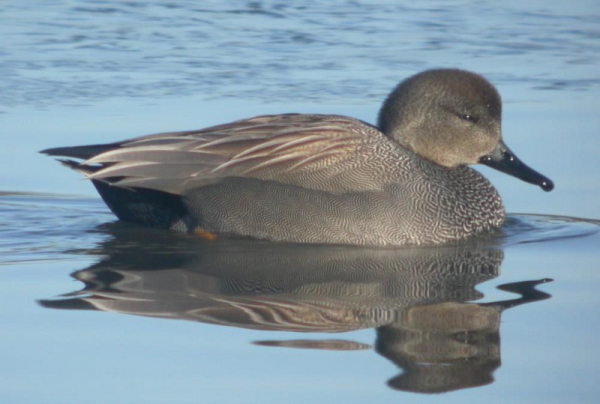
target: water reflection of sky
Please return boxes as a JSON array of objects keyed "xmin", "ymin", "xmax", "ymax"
[{"xmin": 2, "ymin": 1, "xmax": 600, "ymax": 403}]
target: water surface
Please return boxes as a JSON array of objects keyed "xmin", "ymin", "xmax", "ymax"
[{"xmin": 1, "ymin": 1, "xmax": 600, "ymax": 403}]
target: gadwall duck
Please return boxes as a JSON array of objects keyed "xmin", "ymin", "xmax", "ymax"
[{"xmin": 41, "ymin": 69, "xmax": 553, "ymax": 246}]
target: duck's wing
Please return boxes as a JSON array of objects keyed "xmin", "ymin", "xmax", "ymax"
[{"xmin": 43, "ymin": 114, "xmax": 391, "ymax": 195}]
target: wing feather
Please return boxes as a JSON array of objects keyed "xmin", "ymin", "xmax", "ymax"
[{"xmin": 63, "ymin": 114, "xmax": 389, "ymax": 194}]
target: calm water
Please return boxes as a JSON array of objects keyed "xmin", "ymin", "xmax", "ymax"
[{"xmin": 2, "ymin": 1, "xmax": 600, "ymax": 403}]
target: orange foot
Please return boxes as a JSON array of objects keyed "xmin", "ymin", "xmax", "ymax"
[{"xmin": 193, "ymin": 227, "xmax": 218, "ymax": 241}]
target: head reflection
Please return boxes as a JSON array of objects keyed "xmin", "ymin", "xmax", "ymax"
[
  {"xmin": 41, "ymin": 223, "xmax": 551, "ymax": 394},
  {"xmin": 376, "ymin": 278, "xmax": 550, "ymax": 393}
]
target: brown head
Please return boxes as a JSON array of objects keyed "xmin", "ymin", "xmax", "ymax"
[{"xmin": 378, "ymin": 69, "xmax": 553, "ymax": 191}]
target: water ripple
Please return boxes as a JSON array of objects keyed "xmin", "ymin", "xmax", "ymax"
[
  {"xmin": 1, "ymin": 1, "xmax": 599, "ymax": 108},
  {"xmin": 503, "ymin": 214, "xmax": 600, "ymax": 245}
]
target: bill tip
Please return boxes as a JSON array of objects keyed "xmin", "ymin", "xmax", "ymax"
[{"xmin": 541, "ymin": 179, "xmax": 554, "ymax": 192}]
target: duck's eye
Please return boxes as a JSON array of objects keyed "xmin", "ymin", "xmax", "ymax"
[{"xmin": 461, "ymin": 114, "xmax": 478, "ymax": 123}]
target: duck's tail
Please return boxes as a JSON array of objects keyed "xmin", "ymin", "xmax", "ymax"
[
  {"xmin": 41, "ymin": 144, "xmax": 113, "ymax": 176},
  {"xmin": 40, "ymin": 143, "xmax": 119, "ymax": 160}
]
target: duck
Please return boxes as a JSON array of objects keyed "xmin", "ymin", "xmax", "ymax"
[{"xmin": 41, "ymin": 69, "xmax": 553, "ymax": 246}]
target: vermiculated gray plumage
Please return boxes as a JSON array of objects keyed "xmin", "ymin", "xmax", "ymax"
[{"xmin": 41, "ymin": 69, "xmax": 553, "ymax": 246}]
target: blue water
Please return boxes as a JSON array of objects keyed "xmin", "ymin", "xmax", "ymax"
[{"xmin": 2, "ymin": 1, "xmax": 600, "ymax": 403}]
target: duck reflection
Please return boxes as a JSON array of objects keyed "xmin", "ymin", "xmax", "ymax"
[{"xmin": 41, "ymin": 223, "xmax": 551, "ymax": 394}]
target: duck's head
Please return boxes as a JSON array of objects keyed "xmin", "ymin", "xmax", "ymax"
[{"xmin": 378, "ymin": 69, "xmax": 553, "ymax": 191}]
